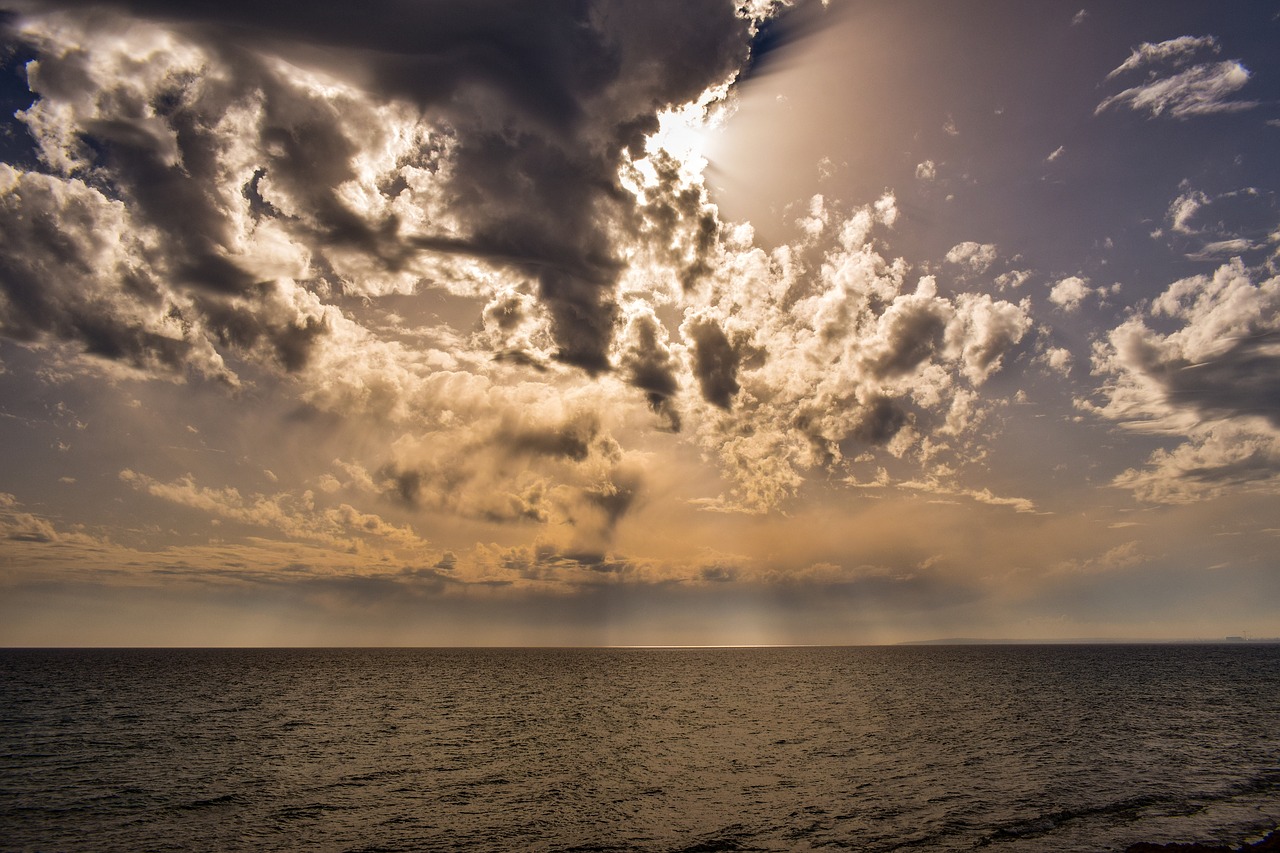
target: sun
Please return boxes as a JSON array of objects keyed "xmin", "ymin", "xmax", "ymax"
[{"xmin": 641, "ymin": 82, "xmax": 735, "ymax": 184}]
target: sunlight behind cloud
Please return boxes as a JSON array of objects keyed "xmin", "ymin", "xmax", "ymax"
[{"xmin": 640, "ymin": 84, "xmax": 734, "ymax": 185}]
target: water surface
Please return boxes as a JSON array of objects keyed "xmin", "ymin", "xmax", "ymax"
[{"xmin": 2, "ymin": 645, "xmax": 1278, "ymax": 851}]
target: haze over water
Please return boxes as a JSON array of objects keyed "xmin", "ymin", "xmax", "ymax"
[{"xmin": 3, "ymin": 645, "xmax": 1278, "ymax": 852}]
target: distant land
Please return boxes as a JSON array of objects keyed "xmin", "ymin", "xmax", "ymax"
[{"xmin": 898, "ymin": 638, "xmax": 1280, "ymax": 646}]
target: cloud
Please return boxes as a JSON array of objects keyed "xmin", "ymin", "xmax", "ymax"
[
  {"xmin": 1104, "ymin": 35, "xmax": 1221, "ymax": 80},
  {"xmin": 1110, "ymin": 422, "xmax": 1280, "ymax": 504},
  {"xmin": 944, "ymin": 241, "xmax": 998, "ymax": 274},
  {"xmin": 676, "ymin": 197, "xmax": 1030, "ymax": 513},
  {"xmin": 3, "ymin": 511, "xmax": 58, "ymax": 543},
  {"xmin": 1097, "ymin": 36, "xmax": 1257, "ymax": 119},
  {"xmin": 915, "ymin": 159, "xmax": 936, "ymax": 181},
  {"xmin": 898, "ymin": 479, "xmax": 1037, "ymax": 514},
  {"xmin": 994, "ymin": 269, "xmax": 1032, "ymax": 291},
  {"xmin": 1049, "ymin": 276, "xmax": 1093, "ymax": 312},
  {"xmin": 1164, "ymin": 185, "xmax": 1277, "ymax": 259},
  {"xmin": 1, "ymin": 1, "xmax": 756, "ymax": 380},
  {"xmin": 617, "ymin": 302, "xmax": 682, "ymax": 430},
  {"xmin": 0, "ymin": 164, "xmax": 237, "ymax": 382},
  {"xmin": 684, "ymin": 314, "xmax": 743, "ymax": 410},
  {"xmin": 118, "ymin": 469, "xmax": 431, "ymax": 552},
  {"xmin": 1088, "ymin": 258, "xmax": 1280, "ymax": 501},
  {"xmin": 1, "ymin": 2, "xmax": 1038, "ymax": 529},
  {"xmin": 1040, "ymin": 346, "xmax": 1073, "ymax": 376},
  {"xmin": 380, "ymin": 406, "xmax": 645, "ymax": 555}
]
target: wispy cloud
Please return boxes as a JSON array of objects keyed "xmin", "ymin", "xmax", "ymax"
[{"xmin": 1097, "ymin": 36, "xmax": 1257, "ymax": 119}]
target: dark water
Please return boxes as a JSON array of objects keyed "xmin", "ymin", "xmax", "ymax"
[{"xmin": 1, "ymin": 645, "xmax": 1278, "ymax": 852}]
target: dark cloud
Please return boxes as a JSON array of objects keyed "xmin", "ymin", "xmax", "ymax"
[
  {"xmin": 868, "ymin": 300, "xmax": 948, "ymax": 379},
  {"xmin": 619, "ymin": 309, "xmax": 681, "ymax": 430},
  {"xmin": 0, "ymin": 167, "xmax": 196, "ymax": 372},
  {"xmin": 501, "ymin": 414, "xmax": 601, "ymax": 463},
  {"xmin": 500, "ymin": 542, "xmax": 635, "ymax": 580},
  {"xmin": 583, "ymin": 467, "xmax": 641, "ymax": 534},
  {"xmin": 197, "ymin": 295, "xmax": 328, "ymax": 373},
  {"xmin": 688, "ymin": 317, "xmax": 741, "ymax": 409},
  {"xmin": 850, "ymin": 395, "xmax": 908, "ymax": 446},
  {"xmin": 1152, "ymin": 332, "xmax": 1280, "ymax": 428},
  {"xmin": 699, "ymin": 563, "xmax": 737, "ymax": 582},
  {"xmin": 379, "ymin": 412, "xmax": 640, "ymax": 546},
  {"xmin": 2, "ymin": 0, "xmax": 755, "ymax": 377}
]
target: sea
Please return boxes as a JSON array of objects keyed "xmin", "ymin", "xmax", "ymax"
[{"xmin": 1, "ymin": 645, "xmax": 1278, "ymax": 852}]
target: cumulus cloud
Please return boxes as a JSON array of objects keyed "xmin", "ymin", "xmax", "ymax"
[
  {"xmin": 0, "ymin": 164, "xmax": 237, "ymax": 381},
  {"xmin": 684, "ymin": 314, "xmax": 743, "ymax": 410},
  {"xmin": 1049, "ymin": 276, "xmax": 1093, "ymax": 312},
  {"xmin": 1088, "ymin": 258, "xmax": 1280, "ymax": 501},
  {"xmin": 994, "ymin": 269, "xmax": 1033, "ymax": 291},
  {"xmin": 915, "ymin": 159, "xmax": 936, "ymax": 181},
  {"xmin": 945, "ymin": 241, "xmax": 998, "ymax": 274},
  {"xmin": 380, "ymin": 405, "xmax": 645, "ymax": 556},
  {"xmin": 1040, "ymin": 346, "xmax": 1073, "ymax": 376},
  {"xmin": 1097, "ymin": 36, "xmax": 1257, "ymax": 119},
  {"xmin": 676, "ymin": 197, "xmax": 1030, "ymax": 512},
  {"xmin": 0, "ymin": 1, "xmax": 1041, "ymax": 534},
  {"xmin": 617, "ymin": 303, "xmax": 681, "ymax": 430},
  {"xmin": 1110, "ymin": 422, "xmax": 1280, "ymax": 504},
  {"xmin": 0, "ymin": 0, "xmax": 755, "ymax": 381}
]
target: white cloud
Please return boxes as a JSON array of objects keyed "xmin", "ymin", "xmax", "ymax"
[
  {"xmin": 118, "ymin": 469, "xmax": 432, "ymax": 552},
  {"xmin": 1168, "ymin": 188, "xmax": 1212, "ymax": 234},
  {"xmin": 915, "ymin": 160, "xmax": 937, "ymax": 181},
  {"xmin": 671, "ymin": 196, "xmax": 1029, "ymax": 513},
  {"xmin": 995, "ymin": 269, "xmax": 1033, "ymax": 290},
  {"xmin": 1089, "ymin": 259, "xmax": 1280, "ymax": 502},
  {"xmin": 1097, "ymin": 37, "xmax": 1257, "ymax": 119},
  {"xmin": 1041, "ymin": 346, "xmax": 1073, "ymax": 376},
  {"xmin": 945, "ymin": 242, "xmax": 999, "ymax": 274},
  {"xmin": 1105, "ymin": 36, "xmax": 1221, "ymax": 80},
  {"xmin": 1164, "ymin": 186, "xmax": 1276, "ymax": 259},
  {"xmin": 1189, "ymin": 239, "xmax": 1260, "ymax": 261},
  {"xmin": 1049, "ymin": 276, "xmax": 1092, "ymax": 312},
  {"xmin": 1046, "ymin": 146, "xmax": 1065, "ymax": 162}
]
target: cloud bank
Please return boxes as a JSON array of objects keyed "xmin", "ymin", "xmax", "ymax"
[{"xmin": 1089, "ymin": 259, "xmax": 1280, "ymax": 502}]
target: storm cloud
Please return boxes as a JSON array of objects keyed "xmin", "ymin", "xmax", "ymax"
[{"xmin": 1, "ymin": 0, "xmax": 753, "ymax": 378}]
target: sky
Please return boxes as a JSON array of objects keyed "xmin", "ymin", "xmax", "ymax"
[{"xmin": 0, "ymin": 0, "xmax": 1278, "ymax": 646}]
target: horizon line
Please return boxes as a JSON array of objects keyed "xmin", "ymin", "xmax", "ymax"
[{"xmin": 3, "ymin": 638, "xmax": 1277, "ymax": 650}]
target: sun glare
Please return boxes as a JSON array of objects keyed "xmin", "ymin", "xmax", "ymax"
[
  {"xmin": 648, "ymin": 106, "xmax": 710, "ymax": 164},
  {"xmin": 639, "ymin": 83, "xmax": 734, "ymax": 187}
]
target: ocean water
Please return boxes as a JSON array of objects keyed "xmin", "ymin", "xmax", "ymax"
[{"xmin": 1, "ymin": 645, "xmax": 1278, "ymax": 852}]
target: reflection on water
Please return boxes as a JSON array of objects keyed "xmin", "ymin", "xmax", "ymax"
[{"xmin": 2, "ymin": 645, "xmax": 1278, "ymax": 852}]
